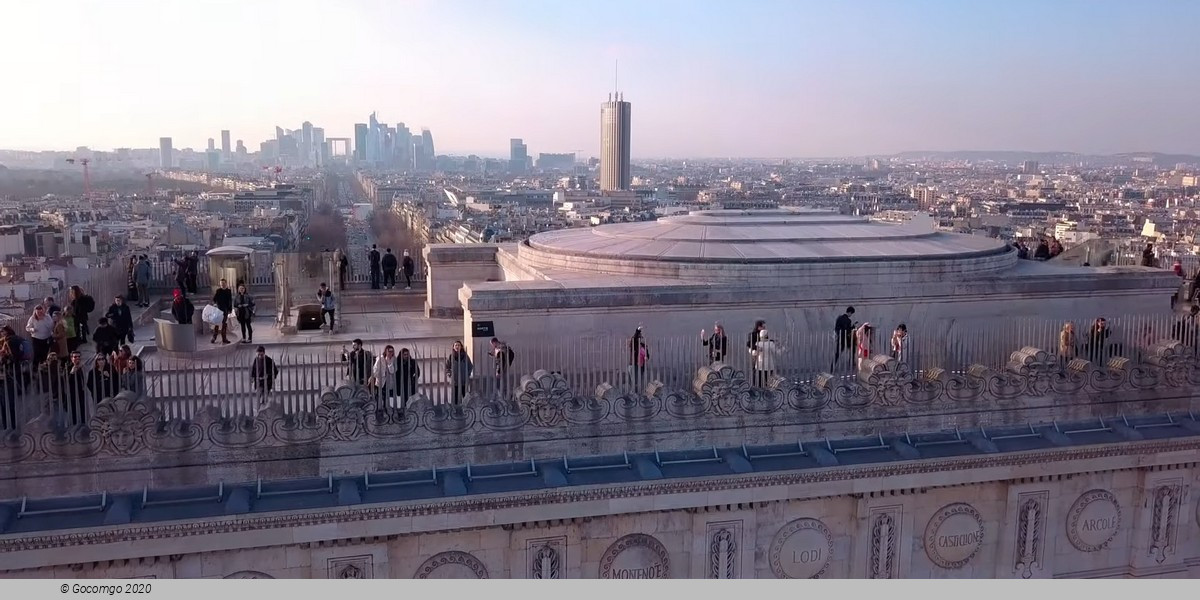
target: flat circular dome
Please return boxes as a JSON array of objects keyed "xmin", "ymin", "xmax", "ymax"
[{"xmin": 518, "ymin": 209, "xmax": 1015, "ymax": 285}]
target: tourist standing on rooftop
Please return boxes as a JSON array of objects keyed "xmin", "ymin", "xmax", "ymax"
[
  {"xmin": 702, "ymin": 323, "xmax": 728, "ymax": 363},
  {"xmin": 370, "ymin": 344, "xmax": 398, "ymax": 403},
  {"xmin": 890, "ymin": 324, "xmax": 909, "ymax": 364},
  {"xmin": 368, "ymin": 244, "xmax": 382, "ymax": 290},
  {"xmin": 87, "ymin": 354, "xmax": 120, "ymax": 402},
  {"xmin": 171, "ymin": 290, "xmax": 194, "ymax": 325},
  {"xmin": 343, "ymin": 339, "xmax": 374, "ymax": 387},
  {"xmin": 402, "ymin": 250, "xmax": 415, "ymax": 290},
  {"xmin": 1142, "ymin": 244, "xmax": 1156, "ymax": 268},
  {"xmin": 751, "ymin": 329, "xmax": 785, "ymax": 387},
  {"xmin": 746, "ymin": 320, "xmax": 766, "ymax": 354},
  {"xmin": 855, "ymin": 322, "xmax": 874, "ymax": 371},
  {"xmin": 210, "ymin": 280, "xmax": 233, "ymax": 345},
  {"xmin": 446, "ymin": 341, "xmax": 472, "ymax": 405},
  {"xmin": 234, "ymin": 284, "xmax": 255, "ymax": 344},
  {"xmin": 832, "ymin": 307, "xmax": 856, "ymax": 372},
  {"xmin": 25, "ymin": 304, "xmax": 54, "ymax": 367},
  {"xmin": 382, "ymin": 249, "xmax": 398, "ymax": 290},
  {"xmin": 491, "ymin": 337, "xmax": 514, "ymax": 400},
  {"xmin": 337, "ymin": 251, "xmax": 349, "ymax": 291},
  {"xmin": 92, "ymin": 318, "xmax": 119, "ymax": 357},
  {"xmin": 185, "ymin": 251, "xmax": 199, "ymax": 295},
  {"xmin": 61, "ymin": 351, "xmax": 87, "ymax": 427},
  {"xmin": 68, "ymin": 286, "xmax": 94, "ymax": 343},
  {"xmin": 250, "ymin": 346, "xmax": 278, "ymax": 399},
  {"xmin": 1034, "ymin": 239, "xmax": 1050, "ymax": 260},
  {"xmin": 106, "ymin": 295, "xmax": 134, "ymax": 345},
  {"xmin": 42, "ymin": 296, "xmax": 59, "ymax": 315},
  {"xmin": 125, "ymin": 256, "xmax": 139, "ymax": 305},
  {"xmin": 1059, "ymin": 322, "xmax": 1077, "ymax": 365},
  {"xmin": 397, "ymin": 347, "xmax": 421, "ymax": 409},
  {"xmin": 134, "ymin": 256, "xmax": 152, "ymax": 308},
  {"xmin": 1086, "ymin": 318, "xmax": 1110, "ymax": 364},
  {"xmin": 629, "ymin": 325, "xmax": 649, "ymax": 389},
  {"xmin": 173, "ymin": 255, "xmax": 189, "ymax": 297},
  {"xmin": 51, "ymin": 308, "xmax": 71, "ymax": 362}
]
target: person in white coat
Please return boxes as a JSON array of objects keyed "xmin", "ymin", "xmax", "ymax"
[
  {"xmin": 370, "ymin": 344, "xmax": 399, "ymax": 405},
  {"xmin": 751, "ymin": 330, "xmax": 786, "ymax": 388}
]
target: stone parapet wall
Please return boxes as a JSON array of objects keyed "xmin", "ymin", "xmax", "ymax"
[
  {"xmin": 3, "ymin": 344, "xmax": 1200, "ymax": 499},
  {"xmin": 422, "ymin": 244, "xmax": 500, "ymax": 319},
  {"xmin": 1, "ymin": 435, "xmax": 1198, "ymax": 578}
]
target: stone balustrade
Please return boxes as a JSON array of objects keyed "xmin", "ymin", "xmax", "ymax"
[{"xmin": 2, "ymin": 341, "xmax": 1199, "ymax": 498}]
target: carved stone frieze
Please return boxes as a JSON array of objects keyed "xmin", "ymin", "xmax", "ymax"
[
  {"xmin": 768, "ymin": 518, "xmax": 833, "ymax": 579},
  {"xmin": 867, "ymin": 506, "xmax": 902, "ymax": 579},
  {"xmin": 328, "ymin": 555, "xmax": 373, "ymax": 579},
  {"xmin": 599, "ymin": 534, "xmax": 670, "ymax": 579},
  {"xmin": 705, "ymin": 520, "xmax": 742, "ymax": 579},
  {"xmin": 1148, "ymin": 481, "xmax": 1181, "ymax": 564},
  {"xmin": 1, "ymin": 343, "xmax": 1196, "ymax": 466},
  {"xmin": 1012, "ymin": 491, "xmax": 1047, "ymax": 579},
  {"xmin": 526, "ymin": 536, "xmax": 565, "ymax": 579}
]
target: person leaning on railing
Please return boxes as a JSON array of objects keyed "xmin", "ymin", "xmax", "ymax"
[
  {"xmin": 701, "ymin": 323, "xmax": 728, "ymax": 363},
  {"xmin": 446, "ymin": 341, "xmax": 472, "ymax": 405}
]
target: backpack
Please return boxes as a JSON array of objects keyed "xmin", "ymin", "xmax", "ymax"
[
  {"xmin": 506, "ymin": 346, "xmax": 515, "ymax": 366},
  {"xmin": 80, "ymin": 295, "xmax": 95, "ymax": 314}
]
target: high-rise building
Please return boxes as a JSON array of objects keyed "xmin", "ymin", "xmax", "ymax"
[
  {"xmin": 312, "ymin": 127, "xmax": 325, "ymax": 167},
  {"xmin": 354, "ymin": 124, "xmax": 368, "ymax": 162},
  {"xmin": 207, "ymin": 138, "xmax": 215, "ymax": 152},
  {"xmin": 221, "ymin": 130, "xmax": 231, "ymax": 159},
  {"xmin": 600, "ymin": 93, "xmax": 631, "ymax": 191},
  {"xmin": 235, "ymin": 140, "xmax": 246, "ymax": 155},
  {"xmin": 510, "ymin": 138, "xmax": 528, "ymax": 174},
  {"xmin": 1022, "ymin": 160, "xmax": 1039, "ymax": 174},
  {"xmin": 159, "ymin": 137, "xmax": 173, "ymax": 169},
  {"xmin": 301, "ymin": 121, "xmax": 313, "ymax": 167}
]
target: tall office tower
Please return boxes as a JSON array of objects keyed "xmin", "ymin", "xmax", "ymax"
[
  {"xmin": 510, "ymin": 138, "xmax": 528, "ymax": 174},
  {"xmin": 159, "ymin": 137, "xmax": 173, "ymax": 169},
  {"xmin": 312, "ymin": 127, "xmax": 325, "ymax": 167},
  {"xmin": 221, "ymin": 130, "xmax": 231, "ymax": 159},
  {"xmin": 422, "ymin": 129, "xmax": 435, "ymax": 158},
  {"xmin": 395, "ymin": 124, "xmax": 413, "ymax": 171},
  {"xmin": 1021, "ymin": 160, "xmax": 1039, "ymax": 174},
  {"xmin": 600, "ymin": 93, "xmax": 632, "ymax": 191},
  {"xmin": 207, "ymin": 138, "xmax": 215, "ymax": 152},
  {"xmin": 366, "ymin": 112, "xmax": 382, "ymax": 164},
  {"xmin": 235, "ymin": 140, "xmax": 246, "ymax": 155},
  {"xmin": 301, "ymin": 121, "xmax": 314, "ymax": 167},
  {"xmin": 354, "ymin": 123, "xmax": 368, "ymax": 162}
]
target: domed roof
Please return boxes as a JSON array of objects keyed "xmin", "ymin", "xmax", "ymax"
[{"xmin": 518, "ymin": 209, "xmax": 1014, "ymax": 284}]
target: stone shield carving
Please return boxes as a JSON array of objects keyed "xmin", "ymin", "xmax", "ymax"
[
  {"xmin": 415, "ymin": 551, "xmax": 489, "ymax": 579},
  {"xmin": 924, "ymin": 503, "xmax": 985, "ymax": 569},
  {"xmin": 768, "ymin": 518, "xmax": 833, "ymax": 579},
  {"xmin": 1066, "ymin": 489, "xmax": 1121, "ymax": 552},
  {"xmin": 599, "ymin": 534, "xmax": 671, "ymax": 579}
]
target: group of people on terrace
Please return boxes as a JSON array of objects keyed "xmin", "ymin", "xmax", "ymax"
[
  {"xmin": 334, "ymin": 245, "xmax": 416, "ymax": 291},
  {"xmin": 1013, "ymin": 237, "xmax": 1064, "ymax": 261}
]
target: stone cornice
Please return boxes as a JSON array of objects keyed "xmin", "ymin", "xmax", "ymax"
[{"xmin": 3, "ymin": 435, "xmax": 1198, "ymax": 554}]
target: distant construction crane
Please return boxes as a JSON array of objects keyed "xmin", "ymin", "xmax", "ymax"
[{"xmin": 65, "ymin": 158, "xmax": 93, "ymax": 209}]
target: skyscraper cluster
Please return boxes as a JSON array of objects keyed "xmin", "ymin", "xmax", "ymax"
[
  {"xmin": 353, "ymin": 112, "xmax": 435, "ymax": 172},
  {"xmin": 261, "ymin": 122, "xmax": 326, "ymax": 168}
]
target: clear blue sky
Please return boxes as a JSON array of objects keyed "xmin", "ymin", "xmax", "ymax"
[{"xmin": 3, "ymin": 0, "xmax": 1199, "ymax": 157}]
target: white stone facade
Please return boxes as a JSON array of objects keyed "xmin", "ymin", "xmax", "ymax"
[{"xmin": 3, "ymin": 439, "xmax": 1198, "ymax": 579}]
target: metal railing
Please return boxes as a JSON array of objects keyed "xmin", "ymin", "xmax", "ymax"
[
  {"xmin": 5, "ymin": 310, "xmax": 1196, "ymax": 431},
  {"xmin": 144, "ymin": 260, "xmax": 275, "ymax": 293}
]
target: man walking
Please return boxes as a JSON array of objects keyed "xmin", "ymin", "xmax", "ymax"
[
  {"xmin": 368, "ymin": 244, "xmax": 381, "ymax": 290},
  {"xmin": 381, "ymin": 248, "xmax": 398, "ymax": 290},
  {"xmin": 250, "ymin": 346, "xmax": 278, "ymax": 400}
]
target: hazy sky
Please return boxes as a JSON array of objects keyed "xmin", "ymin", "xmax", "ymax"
[{"xmin": 4, "ymin": 0, "xmax": 1200, "ymax": 158}]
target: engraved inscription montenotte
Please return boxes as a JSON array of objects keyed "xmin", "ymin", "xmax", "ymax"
[
  {"xmin": 924, "ymin": 503, "xmax": 985, "ymax": 569},
  {"xmin": 599, "ymin": 534, "xmax": 671, "ymax": 579},
  {"xmin": 414, "ymin": 551, "xmax": 489, "ymax": 579},
  {"xmin": 768, "ymin": 518, "xmax": 834, "ymax": 579},
  {"xmin": 1066, "ymin": 489, "xmax": 1121, "ymax": 552}
]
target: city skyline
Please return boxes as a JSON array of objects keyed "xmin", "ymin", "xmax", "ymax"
[{"xmin": 4, "ymin": 0, "xmax": 1200, "ymax": 157}]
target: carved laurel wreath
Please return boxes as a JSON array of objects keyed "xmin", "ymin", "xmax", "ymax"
[
  {"xmin": 768, "ymin": 518, "xmax": 834, "ymax": 579},
  {"xmin": 1065, "ymin": 489, "xmax": 1121, "ymax": 553},
  {"xmin": 923, "ymin": 503, "xmax": 985, "ymax": 569},
  {"xmin": 414, "ymin": 551, "xmax": 489, "ymax": 579},
  {"xmin": 599, "ymin": 534, "xmax": 671, "ymax": 579}
]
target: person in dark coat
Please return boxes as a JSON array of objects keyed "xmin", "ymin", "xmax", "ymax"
[
  {"xmin": 105, "ymin": 295, "xmax": 134, "ymax": 344},
  {"xmin": 401, "ymin": 250, "xmax": 415, "ymax": 290},
  {"xmin": 445, "ymin": 341, "xmax": 472, "ymax": 404},
  {"xmin": 92, "ymin": 318, "xmax": 120, "ymax": 357},
  {"xmin": 701, "ymin": 323, "xmax": 728, "ymax": 363},
  {"xmin": 368, "ymin": 245, "xmax": 381, "ymax": 290},
  {"xmin": 250, "ymin": 346, "xmax": 278, "ymax": 397},
  {"xmin": 342, "ymin": 339, "xmax": 374, "ymax": 386},
  {"xmin": 87, "ymin": 354, "xmax": 121, "ymax": 402},
  {"xmin": 57, "ymin": 351, "xmax": 88, "ymax": 426},
  {"xmin": 171, "ymin": 289, "xmax": 194, "ymax": 324},
  {"xmin": 338, "ymin": 253, "xmax": 349, "ymax": 290},
  {"xmin": 173, "ymin": 255, "xmax": 189, "ymax": 296},
  {"xmin": 381, "ymin": 249, "xmax": 398, "ymax": 290},
  {"xmin": 185, "ymin": 251, "xmax": 199, "ymax": 294},
  {"xmin": 831, "ymin": 307, "xmax": 856, "ymax": 371},
  {"xmin": 68, "ymin": 285, "xmax": 94, "ymax": 343},
  {"xmin": 211, "ymin": 279, "xmax": 233, "ymax": 344},
  {"xmin": 396, "ymin": 347, "xmax": 421, "ymax": 408},
  {"xmin": 233, "ymin": 283, "xmax": 255, "ymax": 343}
]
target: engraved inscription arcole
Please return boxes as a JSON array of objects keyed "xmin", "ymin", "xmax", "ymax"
[
  {"xmin": 599, "ymin": 534, "xmax": 671, "ymax": 579},
  {"xmin": 1066, "ymin": 489, "xmax": 1121, "ymax": 553},
  {"xmin": 924, "ymin": 503, "xmax": 985, "ymax": 569},
  {"xmin": 768, "ymin": 518, "xmax": 834, "ymax": 579},
  {"xmin": 415, "ymin": 551, "xmax": 489, "ymax": 579}
]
